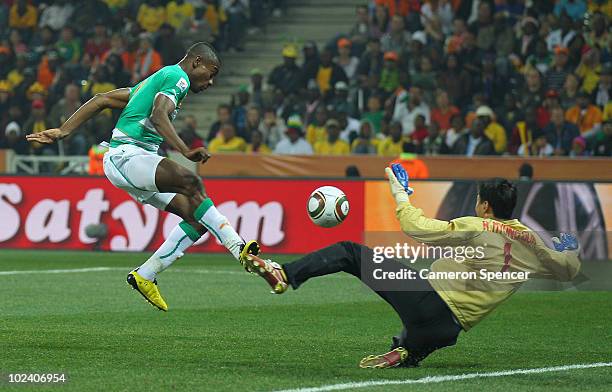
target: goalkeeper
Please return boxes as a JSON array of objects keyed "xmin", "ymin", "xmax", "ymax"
[{"xmin": 244, "ymin": 165, "xmax": 581, "ymax": 368}]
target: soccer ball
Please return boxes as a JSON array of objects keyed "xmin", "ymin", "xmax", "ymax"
[{"xmin": 307, "ymin": 186, "xmax": 349, "ymax": 228}]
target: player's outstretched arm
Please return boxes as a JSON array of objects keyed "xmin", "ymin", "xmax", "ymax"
[
  {"xmin": 26, "ymin": 88, "xmax": 131, "ymax": 144},
  {"xmin": 385, "ymin": 166, "xmax": 456, "ymax": 243},
  {"xmin": 536, "ymin": 233, "xmax": 581, "ymax": 281},
  {"xmin": 150, "ymin": 94, "xmax": 210, "ymax": 163}
]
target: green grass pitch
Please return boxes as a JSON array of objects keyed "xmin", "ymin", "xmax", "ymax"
[{"xmin": 1, "ymin": 250, "xmax": 611, "ymax": 391}]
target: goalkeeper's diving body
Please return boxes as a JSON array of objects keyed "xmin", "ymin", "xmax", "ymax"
[
  {"xmin": 26, "ymin": 42, "xmax": 260, "ymax": 312},
  {"xmin": 245, "ymin": 164, "xmax": 581, "ymax": 368}
]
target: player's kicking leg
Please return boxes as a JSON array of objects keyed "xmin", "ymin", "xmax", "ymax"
[
  {"xmin": 123, "ymin": 157, "xmax": 259, "ymax": 311},
  {"xmin": 244, "ymin": 241, "xmax": 462, "ymax": 368}
]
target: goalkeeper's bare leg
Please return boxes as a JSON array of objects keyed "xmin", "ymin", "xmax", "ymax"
[{"xmin": 245, "ymin": 241, "xmax": 461, "ymax": 368}]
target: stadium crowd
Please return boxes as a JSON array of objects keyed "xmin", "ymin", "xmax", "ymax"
[
  {"xmin": 0, "ymin": 0, "xmax": 284, "ymax": 161},
  {"xmin": 206, "ymin": 0, "xmax": 611, "ymax": 158},
  {"xmin": 0, "ymin": 0, "xmax": 610, "ymax": 163}
]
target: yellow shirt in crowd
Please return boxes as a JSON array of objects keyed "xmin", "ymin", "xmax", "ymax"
[
  {"xmin": 306, "ymin": 124, "xmax": 327, "ymax": 146},
  {"xmin": 485, "ymin": 122, "xmax": 507, "ymax": 154},
  {"xmin": 166, "ymin": 1, "xmax": 194, "ymax": 30},
  {"xmin": 377, "ymin": 137, "xmax": 404, "ymax": 157},
  {"xmin": 313, "ymin": 139, "xmax": 350, "ymax": 155},
  {"xmin": 209, "ymin": 136, "xmax": 247, "ymax": 153},
  {"xmin": 137, "ymin": 4, "xmax": 166, "ymax": 33}
]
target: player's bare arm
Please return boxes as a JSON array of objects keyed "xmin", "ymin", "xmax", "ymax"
[
  {"xmin": 25, "ymin": 88, "xmax": 131, "ymax": 144},
  {"xmin": 150, "ymin": 94, "xmax": 210, "ymax": 163}
]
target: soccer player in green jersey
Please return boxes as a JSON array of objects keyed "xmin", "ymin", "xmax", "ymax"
[{"xmin": 27, "ymin": 42, "xmax": 260, "ymax": 311}]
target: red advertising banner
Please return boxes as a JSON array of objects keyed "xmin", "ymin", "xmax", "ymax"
[{"xmin": 0, "ymin": 177, "xmax": 364, "ymax": 254}]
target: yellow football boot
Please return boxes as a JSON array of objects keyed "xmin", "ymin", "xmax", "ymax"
[
  {"xmin": 239, "ymin": 240, "xmax": 261, "ymax": 273},
  {"xmin": 126, "ymin": 270, "xmax": 168, "ymax": 311}
]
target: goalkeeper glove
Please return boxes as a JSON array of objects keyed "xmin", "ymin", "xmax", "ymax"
[
  {"xmin": 552, "ymin": 233, "xmax": 580, "ymax": 252},
  {"xmin": 385, "ymin": 164, "xmax": 414, "ymax": 205}
]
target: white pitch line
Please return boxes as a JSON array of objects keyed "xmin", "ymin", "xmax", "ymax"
[
  {"xmin": 0, "ymin": 267, "xmax": 246, "ymax": 276},
  {"xmin": 273, "ymin": 362, "xmax": 612, "ymax": 392}
]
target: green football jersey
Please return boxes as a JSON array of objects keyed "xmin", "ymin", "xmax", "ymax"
[{"xmin": 111, "ymin": 64, "xmax": 190, "ymax": 151}]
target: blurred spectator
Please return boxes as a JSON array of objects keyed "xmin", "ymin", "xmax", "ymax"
[
  {"xmin": 39, "ymin": 0, "xmax": 74, "ymax": 31},
  {"xmin": 410, "ymin": 113, "xmax": 429, "ymax": 146},
  {"xmin": 24, "ymin": 99, "xmax": 53, "ymax": 153},
  {"xmin": 246, "ymin": 129, "xmax": 271, "ymax": 154},
  {"xmin": 306, "ymin": 105, "xmax": 329, "ymax": 146},
  {"xmin": 259, "ymin": 107, "xmax": 286, "ymax": 147},
  {"xmin": 208, "ymin": 104, "xmax": 232, "ymax": 142},
  {"xmin": 520, "ymin": 68, "xmax": 544, "ymax": 112},
  {"xmin": 313, "ymin": 119, "xmax": 350, "ymax": 155},
  {"xmin": 377, "ymin": 121, "xmax": 404, "ymax": 157},
  {"xmin": 569, "ymin": 135, "xmax": 589, "ymax": 157},
  {"xmin": 546, "ymin": 46, "xmax": 570, "ymax": 92},
  {"xmin": 303, "ymin": 80, "xmax": 322, "ymax": 126},
  {"xmin": 56, "ymin": 26, "xmax": 81, "ymax": 64},
  {"xmin": 546, "ymin": 12, "xmax": 576, "ymax": 52},
  {"xmin": 0, "ymin": 121, "xmax": 28, "ymax": 154},
  {"xmin": 469, "ymin": 1, "xmax": 494, "ymax": 52},
  {"xmin": 475, "ymin": 105, "xmax": 506, "ymax": 154},
  {"xmin": 565, "ymin": 92, "xmax": 603, "ymax": 136},
  {"xmin": 357, "ymin": 37, "xmax": 384, "ymax": 88},
  {"xmin": 49, "ymin": 84, "xmax": 81, "ymax": 133},
  {"xmin": 348, "ymin": 5, "xmax": 370, "ymax": 51},
  {"xmin": 592, "ymin": 119, "xmax": 611, "ymax": 157},
  {"xmin": 452, "ymin": 117, "xmax": 496, "ymax": 156},
  {"xmin": 518, "ymin": 16, "xmax": 539, "ymax": 60},
  {"xmin": 244, "ymin": 106, "xmax": 261, "ymax": 138},
  {"xmin": 362, "ymin": 94, "xmax": 384, "ymax": 134},
  {"xmin": 370, "ymin": 2, "xmax": 390, "ymax": 39},
  {"xmin": 132, "ymin": 34, "xmax": 163, "ymax": 83},
  {"xmin": 381, "ymin": 14, "xmax": 411, "ymax": 54},
  {"xmin": 36, "ymin": 50, "xmax": 60, "ymax": 90},
  {"xmin": 420, "ymin": 0, "xmax": 453, "ymax": 36},
  {"xmin": 330, "ymin": 81, "xmax": 351, "ymax": 114},
  {"xmin": 208, "ymin": 123, "xmax": 246, "ymax": 152},
  {"xmin": 378, "ymin": 51, "xmax": 400, "ymax": 95},
  {"xmin": 336, "ymin": 38, "xmax": 359, "ymax": 80},
  {"xmin": 301, "ymin": 41, "xmax": 319, "ymax": 85},
  {"xmin": 274, "ymin": 116, "xmax": 313, "ymax": 155},
  {"xmin": 231, "ymin": 86, "xmax": 250, "ymax": 137},
  {"xmin": 594, "ymin": 65, "xmax": 610, "ymax": 108},
  {"xmin": 545, "ymin": 106, "xmax": 580, "ymax": 156},
  {"xmin": 337, "ymin": 107, "xmax": 360, "ymax": 143},
  {"xmin": 9, "ymin": 0, "xmax": 38, "ymax": 38},
  {"xmin": 9, "ymin": 29, "xmax": 28, "ymax": 56},
  {"xmin": 351, "ymin": 120, "xmax": 378, "ymax": 154},
  {"xmin": 509, "ymin": 107, "xmax": 540, "ymax": 155},
  {"xmin": 248, "ymin": 68, "xmax": 266, "ymax": 109},
  {"xmin": 179, "ymin": 115, "xmax": 205, "ymax": 149},
  {"xmin": 268, "ymin": 45, "xmax": 302, "ymax": 95},
  {"xmin": 155, "ymin": 24, "xmax": 185, "ymax": 65},
  {"xmin": 560, "ymin": 73, "xmax": 580, "ymax": 109},
  {"xmin": 105, "ymin": 53, "xmax": 131, "ymax": 87},
  {"xmin": 203, "ymin": 0, "xmax": 227, "ymax": 49},
  {"xmin": 166, "ymin": 0, "xmax": 195, "ymax": 31},
  {"xmin": 393, "ymin": 86, "xmax": 430, "ymax": 136},
  {"xmin": 527, "ymin": 40, "xmax": 552, "ymax": 74},
  {"xmin": 102, "ymin": 34, "xmax": 134, "ymax": 70},
  {"xmin": 575, "ymin": 47, "xmax": 602, "ymax": 94},
  {"xmin": 430, "ymin": 90, "xmax": 460, "ymax": 131},
  {"xmin": 518, "ymin": 129, "xmax": 554, "ymax": 157},
  {"xmin": 224, "ymin": 0, "xmax": 248, "ymax": 52},
  {"xmin": 137, "ymin": 0, "xmax": 166, "ymax": 33},
  {"xmin": 445, "ymin": 113, "xmax": 467, "ymax": 149},
  {"xmin": 422, "ymin": 120, "xmax": 450, "ymax": 155},
  {"xmin": 85, "ymin": 22, "xmax": 111, "ymax": 63},
  {"xmin": 437, "ymin": 53, "xmax": 471, "ymax": 108},
  {"xmin": 316, "ymin": 48, "xmax": 348, "ymax": 100}
]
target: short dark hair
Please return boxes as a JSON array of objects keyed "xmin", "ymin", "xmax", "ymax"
[
  {"xmin": 186, "ymin": 42, "xmax": 220, "ymax": 65},
  {"xmin": 478, "ymin": 179, "xmax": 517, "ymax": 219}
]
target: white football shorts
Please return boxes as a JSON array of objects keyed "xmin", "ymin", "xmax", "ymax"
[{"xmin": 103, "ymin": 143, "xmax": 176, "ymax": 210}]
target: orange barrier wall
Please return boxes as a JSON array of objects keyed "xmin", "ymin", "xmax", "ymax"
[{"xmin": 198, "ymin": 154, "xmax": 612, "ymax": 181}]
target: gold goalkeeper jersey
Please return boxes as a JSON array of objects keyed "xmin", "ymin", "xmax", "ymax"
[{"xmin": 395, "ymin": 201, "xmax": 581, "ymax": 331}]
